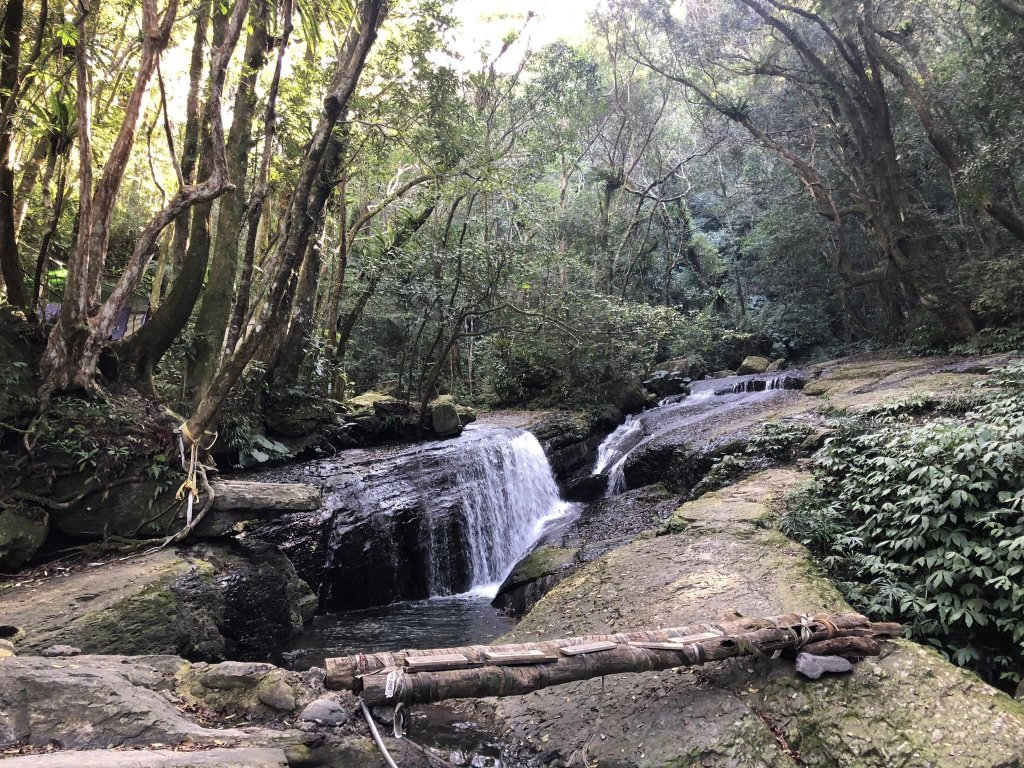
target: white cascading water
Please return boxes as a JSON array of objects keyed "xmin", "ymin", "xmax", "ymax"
[
  {"xmin": 591, "ymin": 375, "xmax": 792, "ymax": 497},
  {"xmin": 592, "ymin": 418, "xmax": 643, "ymax": 495},
  {"xmin": 448, "ymin": 429, "xmax": 570, "ymax": 598}
]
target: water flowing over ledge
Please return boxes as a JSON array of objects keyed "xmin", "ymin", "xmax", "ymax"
[
  {"xmin": 441, "ymin": 429, "xmax": 570, "ymax": 598},
  {"xmin": 592, "ymin": 373, "xmax": 801, "ymax": 496},
  {"xmin": 252, "ymin": 424, "xmax": 571, "ymax": 610}
]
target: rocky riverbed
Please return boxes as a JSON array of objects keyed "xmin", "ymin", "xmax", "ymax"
[{"xmin": 3, "ymin": 352, "xmax": 1024, "ymax": 766}]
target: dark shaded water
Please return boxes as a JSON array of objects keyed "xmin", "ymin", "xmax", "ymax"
[
  {"xmin": 280, "ymin": 596, "xmax": 511, "ymax": 767},
  {"xmin": 279, "ymin": 594, "xmax": 515, "ymax": 671}
]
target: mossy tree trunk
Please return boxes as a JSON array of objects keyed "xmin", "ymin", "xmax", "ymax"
[{"xmin": 189, "ymin": 0, "xmax": 271, "ymax": 405}]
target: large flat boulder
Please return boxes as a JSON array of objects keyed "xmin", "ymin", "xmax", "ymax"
[
  {"xmin": 0, "ymin": 654, "xmax": 428, "ymax": 767},
  {"xmin": 0, "ymin": 544, "xmax": 316, "ymax": 661},
  {"xmin": 0, "ymin": 748, "xmax": 290, "ymax": 767},
  {"xmin": 486, "ymin": 469, "xmax": 1024, "ymax": 767}
]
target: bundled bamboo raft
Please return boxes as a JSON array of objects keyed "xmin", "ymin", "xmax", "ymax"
[{"xmin": 326, "ymin": 611, "xmax": 902, "ymax": 706}]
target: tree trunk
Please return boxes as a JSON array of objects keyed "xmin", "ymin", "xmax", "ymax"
[
  {"xmin": 14, "ymin": 134, "xmax": 49, "ymax": 236},
  {"xmin": 38, "ymin": 0, "xmax": 249, "ymax": 398},
  {"xmin": 183, "ymin": 0, "xmax": 389, "ymax": 442},
  {"xmin": 267, "ymin": 218, "xmax": 327, "ymax": 387},
  {"xmin": 115, "ymin": 11, "xmax": 226, "ymax": 392},
  {"xmin": 224, "ymin": 0, "xmax": 295, "ymax": 356},
  {"xmin": 30, "ymin": 153, "xmax": 68, "ymax": 313},
  {"xmin": 170, "ymin": 0, "xmax": 211, "ymax": 273},
  {"xmin": 189, "ymin": 0, "xmax": 271, "ymax": 403},
  {"xmin": 0, "ymin": 0, "xmax": 29, "ymax": 307},
  {"xmin": 321, "ymin": 171, "xmax": 349, "ymax": 391},
  {"xmin": 209, "ymin": 480, "xmax": 320, "ymax": 511}
]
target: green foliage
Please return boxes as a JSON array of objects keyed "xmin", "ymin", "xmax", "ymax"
[
  {"xmin": 781, "ymin": 367, "xmax": 1024, "ymax": 688},
  {"xmin": 952, "ymin": 324, "xmax": 1024, "ymax": 356},
  {"xmin": 745, "ymin": 420, "xmax": 814, "ymax": 461},
  {"xmin": 859, "ymin": 392, "xmax": 933, "ymax": 422},
  {"xmin": 217, "ymin": 370, "xmax": 296, "ymax": 468},
  {"xmin": 478, "ymin": 294, "xmax": 680, "ymax": 408}
]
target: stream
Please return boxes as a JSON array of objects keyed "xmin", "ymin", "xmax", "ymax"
[{"xmin": 260, "ymin": 374, "xmax": 799, "ymax": 764}]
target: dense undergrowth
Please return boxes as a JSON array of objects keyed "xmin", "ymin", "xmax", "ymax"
[{"xmin": 782, "ymin": 366, "xmax": 1024, "ymax": 689}]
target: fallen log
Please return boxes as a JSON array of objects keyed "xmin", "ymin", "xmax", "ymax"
[
  {"xmin": 801, "ymin": 636, "xmax": 882, "ymax": 658},
  {"xmin": 325, "ymin": 612, "xmax": 902, "ymax": 706},
  {"xmin": 210, "ymin": 481, "xmax": 321, "ymax": 511}
]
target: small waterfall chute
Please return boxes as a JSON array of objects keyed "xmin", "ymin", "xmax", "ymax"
[{"xmin": 591, "ymin": 373, "xmax": 798, "ymax": 497}]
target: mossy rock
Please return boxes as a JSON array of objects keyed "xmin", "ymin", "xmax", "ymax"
[
  {"xmin": 493, "ymin": 546, "xmax": 581, "ymax": 618},
  {"xmin": 492, "ymin": 469, "xmax": 1024, "ymax": 767},
  {"xmin": 456, "ymin": 403, "xmax": 478, "ymax": 426},
  {"xmin": 501, "ymin": 546, "xmax": 579, "ymax": 591},
  {"xmin": 428, "ymin": 395, "xmax": 462, "ymax": 436},
  {"xmin": 738, "ymin": 355, "xmax": 771, "ymax": 374},
  {"xmin": 0, "ymin": 506, "xmax": 48, "ymax": 571},
  {"xmin": 1, "ymin": 544, "xmax": 316, "ymax": 661},
  {"xmin": 346, "ymin": 391, "xmax": 391, "ymax": 412}
]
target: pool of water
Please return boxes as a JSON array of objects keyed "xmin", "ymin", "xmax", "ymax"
[
  {"xmin": 279, "ymin": 594, "xmax": 516, "ymax": 671},
  {"xmin": 280, "ymin": 595, "xmax": 513, "ymax": 767}
]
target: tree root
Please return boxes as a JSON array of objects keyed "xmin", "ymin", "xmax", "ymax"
[{"xmin": 7, "ymin": 476, "xmax": 145, "ymax": 512}]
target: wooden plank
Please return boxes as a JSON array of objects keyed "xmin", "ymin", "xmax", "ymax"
[
  {"xmin": 559, "ymin": 641, "xmax": 618, "ymax": 656},
  {"xmin": 404, "ymin": 653, "xmax": 476, "ymax": 671},
  {"xmin": 354, "ymin": 613, "xmax": 903, "ymax": 705},
  {"xmin": 325, "ymin": 611, "xmax": 888, "ymax": 692},
  {"xmin": 628, "ymin": 641, "xmax": 694, "ymax": 651},
  {"xmin": 668, "ymin": 631, "xmax": 722, "ymax": 644},
  {"xmin": 484, "ymin": 649, "xmax": 559, "ymax": 665}
]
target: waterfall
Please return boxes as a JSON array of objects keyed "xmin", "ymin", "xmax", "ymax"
[
  {"xmin": 253, "ymin": 424, "xmax": 572, "ymax": 609},
  {"xmin": 591, "ymin": 373, "xmax": 799, "ymax": 497},
  {"xmin": 453, "ymin": 430, "xmax": 569, "ymax": 598}
]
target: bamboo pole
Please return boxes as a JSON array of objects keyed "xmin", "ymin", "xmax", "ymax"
[{"xmin": 325, "ymin": 612, "xmax": 902, "ymax": 706}]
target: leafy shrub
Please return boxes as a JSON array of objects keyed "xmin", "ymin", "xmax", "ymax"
[
  {"xmin": 782, "ymin": 367, "xmax": 1024, "ymax": 688},
  {"xmin": 951, "ymin": 323, "xmax": 1024, "ymax": 355},
  {"xmin": 746, "ymin": 420, "xmax": 814, "ymax": 461},
  {"xmin": 859, "ymin": 392, "xmax": 933, "ymax": 422},
  {"xmin": 478, "ymin": 294, "xmax": 680, "ymax": 408},
  {"xmin": 218, "ymin": 370, "xmax": 295, "ymax": 468}
]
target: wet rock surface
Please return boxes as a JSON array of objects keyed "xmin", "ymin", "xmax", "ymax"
[
  {"xmin": 250, "ymin": 422, "xmax": 567, "ymax": 611},
  {"xmin": 492, "ymin": 546, "xmax": 579, "ymax": 617},
  {"xmin": 527, "ymin": 409, "xmax": 622, "ymax": 482},
  {"xmin": 619, "ymin": 375, "xmax": 806, "ymax": 493},
  {"xmin": 493, "ymin": 484, "xmax": 678, "ymax": 617}
]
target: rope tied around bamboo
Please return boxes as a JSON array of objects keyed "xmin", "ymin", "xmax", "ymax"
[{"xmin": 326, "ymin": 612, "xmax": 903, "ymax": 707}]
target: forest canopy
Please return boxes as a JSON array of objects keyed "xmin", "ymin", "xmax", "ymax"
[{"xmin": 1, "ymin": 0, "xmax": 1023, "ymax": 447}]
